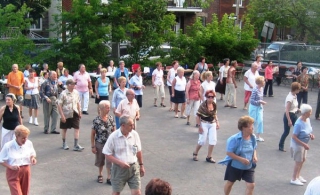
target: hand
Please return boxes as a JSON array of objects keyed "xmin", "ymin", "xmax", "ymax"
[
  {"xmin": 91, "ymin": 147, "xmax": 97, "ymax": 154},
  {"xmin": 235, "ymin": 85, "xmax": 237, "ymax": 88},
  {"xmin": 78, "ymin": 113, "xmax": 82, "ymax": 119},
  {"xmin": 186, "ymin": 99, "xmax": 190, "ymax": 104},
  {"xmin": 140, "ymin": 166, "xmax": 145, "ymax": 177},
  {"xmin": 260, "ymin": 101, "xmax": 267, "ymax": 105},
  {"xmin": 96, "ymin": 94, "xmax": 100, "ymax": 99},
  {"xmin": 142, "ymin": 85, "xmax": 146, "ymax": 89},
  {"xmin": 216, "ymin": 122, "xmax": 220, "ymax": 129},
  {"xmin": 136, "ymin": 116, "xmax": 140, "ymax": 121},
  {"xmin": 253, "ymin": 156, "xmax": 258, "ymax": 163},
  {"xmin": 241, "ymin": 158, "xmax": 250, "ymax": 165},
  {"xmin": 60, "ymin": 117, "xmax": 66, "ymax": 123},
  {"xmin": 31, "ymin": 157, "xmax": 37, "ymax": 165},
  {"xmin": 220, "ymin": 80, "xmax": 223, "ymax": 85},
  {"xmin": 288, "ymin": 121, "xmax": 292, "ymax": 127},
  {"xmin": 119, "ymin": 162, "xmax": 130, "ymax": 169},
  {"xmin": 303, "ymin": 144, "xmax": 310, "ymax": 150},
  {"xmin": 10, "ymin": 165, "xmax": 19, "ymax": 171},
  {"xmin": 198, "ymin": 126, "xmax": 203, "ymax": 134},
  {"xmin": 171, "ymin": 94, "xmax": 174, "ymax": 97},
  {"xmin": 310, "ymin": 134, "xmax": 315, "ymax": 140},
  {"xmin": 153, "ymin": 85, "xmax": 156, "ymax": 88},
  {"xmin": 46, "ymin": 98, "xmax": 51, "ymax": 103}
]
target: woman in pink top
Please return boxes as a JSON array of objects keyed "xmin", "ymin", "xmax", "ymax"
[
  {"xmin": 185, "ymin": 70, "xmax": 201, "ymax": 125},
  {"xmin": 263, "ymin": 61, "xmax": 274, "ymax": 97}
]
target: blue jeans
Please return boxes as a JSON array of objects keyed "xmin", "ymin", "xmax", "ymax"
[
  {"xmin": 279, "ymin": 112, "xmax": 297, "ymax": 149},
  {"xmin": 297, "ymin": 91, "xmax": 308, "ymax": 108},
  {"xmin": 115, "ymin": 116, "xmax": 120, "ymax": 129}
]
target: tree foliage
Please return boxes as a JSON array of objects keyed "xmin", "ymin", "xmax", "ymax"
[
  {"xmin": 0, "ymin": 4, "xmax": 35, "ymax": 74},
  {"xmin": 169, "ymin": 14, "xmax": 258, "ymax": 66},
  {"xmin": 247, "ymin": 0, "xmax": 320, "ymax": 42}
]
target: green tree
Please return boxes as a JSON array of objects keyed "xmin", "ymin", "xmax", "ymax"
[
  {"xmin": 0, "ymin": 4, "xmax": 35, "ymax": 74},
  {"xmin": 247, "ymin": 0, "xmax": 320, "ymax": 41},
  {"xmin": 0, "ymin": 0, "xmax": 51, "ymax": 21}
]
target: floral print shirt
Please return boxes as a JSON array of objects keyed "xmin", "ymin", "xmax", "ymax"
[
  {"xmin": 56, "ymin": 89, "xmax": 80, "ymax": 119},
  {"xmin": 92, "ymin": 115, "xmax": 115, "ymax": 144}
]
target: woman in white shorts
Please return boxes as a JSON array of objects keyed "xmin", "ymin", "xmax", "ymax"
[
  {"xmin": 185, "ymin": 70, "xmax": 201, "ymax": 126},
  {"xmin": 200, "ymin": 71, "xmax": 216, "ymax": 102},
  {"xmin": 290, "ymin": 104, "xmax": 315, "ymax": 186},
  {"xmin": 193, "ymin": 90, "xmax": 220, "ymax": 163}
]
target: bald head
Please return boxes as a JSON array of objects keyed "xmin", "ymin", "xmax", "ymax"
[{"xmin": 12, "ymin": 64, "xmax": 18, "ymax": 72}]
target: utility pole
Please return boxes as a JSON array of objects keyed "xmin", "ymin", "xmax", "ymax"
[{"xmin": 235, "ymin": 0, "xmax": 240, "ymax": 26}]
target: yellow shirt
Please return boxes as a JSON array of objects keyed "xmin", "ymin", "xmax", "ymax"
[{"xmin": 7, "ymin": 71, "xmax": 24, "ymax": 95}]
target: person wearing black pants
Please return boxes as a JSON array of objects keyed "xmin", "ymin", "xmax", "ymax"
[
  {"xmin": 315, "ymin": 78, "xmax": 320, "ymax": 120},
  {"xmin": 264, "ymin": 61, "xmax": 274, "ymax": 97},
  {"xmin": 279, "ymin": 82, "xmax": 301, "ymax": 152}
]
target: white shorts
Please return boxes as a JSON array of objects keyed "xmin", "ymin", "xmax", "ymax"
[
  {"xmin": 185, "ymin": 100, "xmax": 200, "ymax": 116},
  {"xmin": 198, "ymin": 122, "xmax": 217, "ymax": 146},
  {"xmin": 1, "ymin": 127, "xmax": 16, "ymax": 149}
]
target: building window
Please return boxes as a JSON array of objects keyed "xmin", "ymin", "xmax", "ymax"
[
  {"xmin": 201, "ymin": 17, "xmax": 206, "ymax": 27},
  {"xmin": 30, "ymin": 18, "xmax": 42, "ymax": 31},
  {"xmin": 233, "ymin": 0, "xmax": 243, "ymax": 7}
]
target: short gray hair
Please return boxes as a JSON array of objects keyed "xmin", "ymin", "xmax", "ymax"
[
  {"xmin": 300, "ymin": 104, "xmax": 312, "ymax": 114},
  {"xmin": 98, "ymin": 100, "xmax": 110, "ymax": 109},
  {"xmin": 119, "ymin": 60, "xmax": 124, "ymax": 65},
  {"xmin": 119, "ymin": 115, "xmax": 132, "ymax": 126}
]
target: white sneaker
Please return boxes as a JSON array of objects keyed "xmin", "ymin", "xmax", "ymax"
[
  {"xmin": 257, "ymin": 137, "xmax": 265, "ymax": 142},
  {"xmin": 34, "ymin": 118, "xmax": 39, "ymax": 126},
  {"xmin": 290, "ymin": 179, "xmax": 304, "ymax": 186},
  {"xmin": 29, "ymin": 117, "xmax": 33, "ymax": 124},
  {"xmin": 299, "ymin": 176, "xmax": 307, "ymax": 183}
]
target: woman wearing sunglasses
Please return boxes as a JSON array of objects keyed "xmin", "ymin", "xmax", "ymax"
[{"xmin": 192, "ymin": 90, "xmax": 220, "ymax": 163}]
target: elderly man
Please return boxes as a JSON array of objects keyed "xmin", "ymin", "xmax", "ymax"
[
  {"xmin": 56, "ymin": 61, "xmax": 66, "ymax": 78},
  {"xmin": 57, "ymin": 79, "xmax": 84, "ymax": 151},
  {"xmin": 40, "ymin": 71, "xmax": 60, "ymax": 134},
  {"xmin": 115, "ymin": 89, "xmax": 140, "ymax": 130},
  {"xmin": 58, "ymin": 69, "xmax": 73, "ymax": 88},
  {"xmin": 243, "ymin": 63, "xmax": 259, "ymax": 110},
  {"xmin": 73, "ymin": 64, "xmax": 92, "ymax": 115},
  {"xmin": 103, "ymin": 115, "xmax": 145, "ymax": 195},
  {"xmin": 7, "ymin": 64, "xmax": 25, "ymax": 118}
]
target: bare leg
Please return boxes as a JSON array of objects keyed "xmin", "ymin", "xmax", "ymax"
[
  {"xmin": 98, "ymin": 166, "xmax": 103, "ymax": 176},
  {"xmin": 130, "ymin": 189, "xmax": 141, "ymax": 195},
  {"xmin": 154, "ymin": 98, "xmax": 157, "ymax": 105},
  {"xmin": 174, "ymin": 103, "xmax": 178, "ymax": 116},
  {"xmin": 181, "ymin": 103, "xmax": 186, "ymax": 116},
  {"xmin": 194, "ymin": 144, "xmax": 202, "ymax": 155},
  {"xmin": 297, "ymin": 160, "xmax": 305, "ymax": 178},
  {"xmin": 207, "ymin": 145, "xmax": 214, "ymax": 158},
  {"xmin": 62, "ymin": 129, "xmax": 67, "ymax": 139},
  {"xmin": 292, "ymin": 161, "xmax": 303, "ymax": 180},
  {"xmin": 224, "ymin": 181, "xmax": 234, "ymax": 195},
  {"xmin": 107, "ymin": 167, "xmax": 111, "ymax": 180},
  {"xmin": 34, "ymin": 109, "xmax": 38, "ymax": 117},
  {"xmin": 187, "ymin": 115, "xmax": 190, "ymax": 123},
  {"xmin": 161, "ymin": 97, "xmax": 164, "ymax": 104},
  {"xmin": 29, "ymin": 108, "xmax": 32, "ymax": 117},
  {"xmin": 112, "ymin": 192, "xmax": 120, "ymax": 195},
  {"xmin": 245, "ymin": 182, "xmax": 255, "ymax": 195},
  {"xmin": 74, "ymin": 129, "xmax": 80, "ymax": 139}
]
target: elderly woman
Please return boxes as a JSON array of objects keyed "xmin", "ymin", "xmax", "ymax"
[
  {"xmin": 193, "ymin": 90, "xmax": 220, "ymax": 163},
  {"xmin": 167, "ymin": 61, "xmax": 179, "ymax": 111},
  {"xmin": 194, "ymin": 56, "xmax": 208, "ymax": 75},
  {"xmin": 185, "ymin": 70, "xmax": 201, "ymax": 125},
  {"xmin": 129, "ymin": 68, "xmax": 145, "ymax": 108},
  {"xmin": 95, "ymin": 68, "xmax": 112, "ymax": 112},
  {"xmin": 113, "ymin": 61, "xmax": 129, "ymax": 89},
  {"xmin": 112, "ymin": 76, "xmax": 128, "ymax": 128},
  {"xmin": 297, "ymin": 66, "xmax": 309, "ymax": 108},
  {"xmin": 24, "ymin": 68, "xmax": 40, "ymax": 126},
  {"xmin": 40, "ymin": 63, "xmax": 49, "ymax": 78},
  {"xmin": 91, "ymin": 100, "xmax": 115, "ymax": 184},
  {"xmin": 215, "ymin": 58, "xmax": 230, "ymax": 100},
  {"xmin": 0, "ymin": 93, "xmax": 22, "ymax": 148},
  {"xmin": 171, "ymin": 67, "xmax": 187, "ymax": 118},
  {"xmin": 290, "ymin": 104, "xmax": 315, "ymax": 186},
  {"xmin": 225, "ymin": 60, "xmax": 238, "ymax": 108},
  {"xmin": 279, "ymin": 82, "xmax": 301, "ymax": 152},
  {"xmin": 152, "ymin": 62, "xmax": 166, "ymax": 107},
  {"xmin": 219, "ymin": 115, "xmax": 258, "ymax": 195},
  {"xmin": 0, "ymin": 125, "xmax": 37, "ymax": 195},
  {"xmin": 200, "ymin": 71, "xmax": 216, "ymax": 103},
  {"xmin": 249, "ymin": 76, "xmax": 267, "ymax": 142},
  {"xmin": 56, "ymin": 61, "xmax": 66, "ymax": 78},
  {"xmin": 145, "ymin": 178, "xmax": 172, "ymax": 195}
]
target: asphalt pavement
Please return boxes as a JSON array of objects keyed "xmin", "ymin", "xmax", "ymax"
[{"xmin": 0, "ymin": 81, "xmax": 320, "ymax": 195}]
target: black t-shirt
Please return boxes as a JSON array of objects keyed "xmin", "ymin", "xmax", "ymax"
[{"xmin": 3, "ymin": 105, "xmax": 19, "ymax": 130}]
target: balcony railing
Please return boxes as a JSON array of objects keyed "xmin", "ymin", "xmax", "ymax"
[{"xmin": 167, "ymin": 0, "xmax": 201, "ymax": 8}]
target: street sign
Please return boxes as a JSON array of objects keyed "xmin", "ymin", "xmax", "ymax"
[{"xmin": 261, "ymin": 21, "xmax": 275, "ymax": 40}]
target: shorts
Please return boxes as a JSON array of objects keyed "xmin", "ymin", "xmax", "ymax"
[
  {"xmin": 244, "ymin": 91, "xmax": 252, "ymax": 104},
  {"xmin": 60, "ymin": 112, "xmax": 80, "ymax": 129},
  {"xmin": 224, "ymin": 161, "xmax": 255, "ymax": 183},
  {"xmin": 111, "ymin": 163, "xmax": 141, "ymax": 192},
  {"xmin": 290, "ymin": 145, "xmax": 307, "ymax": 162},
  {"xmin": 95, "ymin": 96, "xmax": 109, "ymax": 104},
  {"xmin": 94, "ymin": 142, "xmax": 112, "ymax": 168}
]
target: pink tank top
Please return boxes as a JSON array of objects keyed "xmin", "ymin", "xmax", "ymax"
[{"xmin": 188, "ymin": 79, "xmax": 201, "ymax": 100}]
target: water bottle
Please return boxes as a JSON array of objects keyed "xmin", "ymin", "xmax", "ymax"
[{"xmin": 185, "ymin": 64, "xmax": 188, "ymax": 69}]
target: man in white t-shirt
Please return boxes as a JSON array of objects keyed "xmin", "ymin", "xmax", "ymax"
[{"xmin": 243, "ymin": 63, "xmax": 259, "ymax": 110}]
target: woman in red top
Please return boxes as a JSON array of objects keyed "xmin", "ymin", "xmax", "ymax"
[
  {"xmin": 263, "ymin": 61, "xmax": 274, "ymax": 97},
  {"xmin": 185, "ymin": 70, "xmax": 201, "ymax": 126}
]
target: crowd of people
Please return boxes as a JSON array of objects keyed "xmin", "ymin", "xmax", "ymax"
[{"xmin": 0, "ymin": 58, "xmax": 319, "ymax": 195}]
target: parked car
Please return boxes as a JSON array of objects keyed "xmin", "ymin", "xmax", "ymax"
[
  {"xmin": 120, "ymin": 44, "xmax": 171, "ymax": 61},
  {"xmin": 262, "ymin": 41, "xmax": 307, "ymax": 61}
]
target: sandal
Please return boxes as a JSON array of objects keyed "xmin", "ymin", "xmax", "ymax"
[
  {"xmin": 160, "ymin": 103, "xmax": 166, "ymax": 107},
  {"xmin": 193, "ymin": 153, "xmax": 198, "ymax": 161},
  {"xmin": 169, "ymin": 108, "xmax": 173, "ymax": 111},
  {"xmin": 106, "ymin": 178, "xmax": 111, "ymax": 185},
  {"xmin": 206, "ymin": 157, "xmax": 216, "ymax": 163},
  {"xmin": 154, "ymin": 104, "xmax": 157, "ymax": 107},
  {"xmin": 97, "ymin": 176, "xmax": 103, "ymax": 183},
  {"xmin": 224, "ymin": 105, "xmax": 230, "ymax": 107},
  {"xmin": 180, "ymin": 115, "xmax": 187, "ymax": 119},
  {"xmin": 174, "ymin": 115, "xmax": 179, "ymax": 118}
]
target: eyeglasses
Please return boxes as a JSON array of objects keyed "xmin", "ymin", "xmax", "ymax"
[{"xmin": 207, "ymin": 96, "xmax": 215, "ymax": 99}]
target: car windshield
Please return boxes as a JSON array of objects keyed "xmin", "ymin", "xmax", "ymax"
[{"xmin": 267, "ymin": 44, "xmax": 282, "ymax": 51}]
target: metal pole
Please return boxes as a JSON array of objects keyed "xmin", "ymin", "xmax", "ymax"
[{"xmin": 235, "ymin": 0, "xmax": 240, "ymax": 26}]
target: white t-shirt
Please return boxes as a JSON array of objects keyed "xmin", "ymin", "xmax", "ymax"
[
  {"xmin": 152, "ymin": 69, "xmax": 164, "ymax": 86},
  {"xmin": 285, "ymin": 92, "xmax": 298, "ymax": 113},
  {"xmin": 201, "ymin": 80, "xmax": 216, "ymax": 101},
  {"xmin": 304, "ymin": 176, "xmax": 320, "ymax": 195},
  {"xmin": 174, "ymin": 76, "xmax": 186, "ymax": 91},
  {"xmin": 244, "ymin": 69, "xmax": 259, "ymax": 91},
  {"xmin": 166, "ymin": 68, "xmax": 176, "ymax": 86}
]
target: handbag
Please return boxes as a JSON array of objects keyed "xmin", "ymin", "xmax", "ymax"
[{"xmin": 25, "ymin": 94, "xmax": 31, "ymax": 100}]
